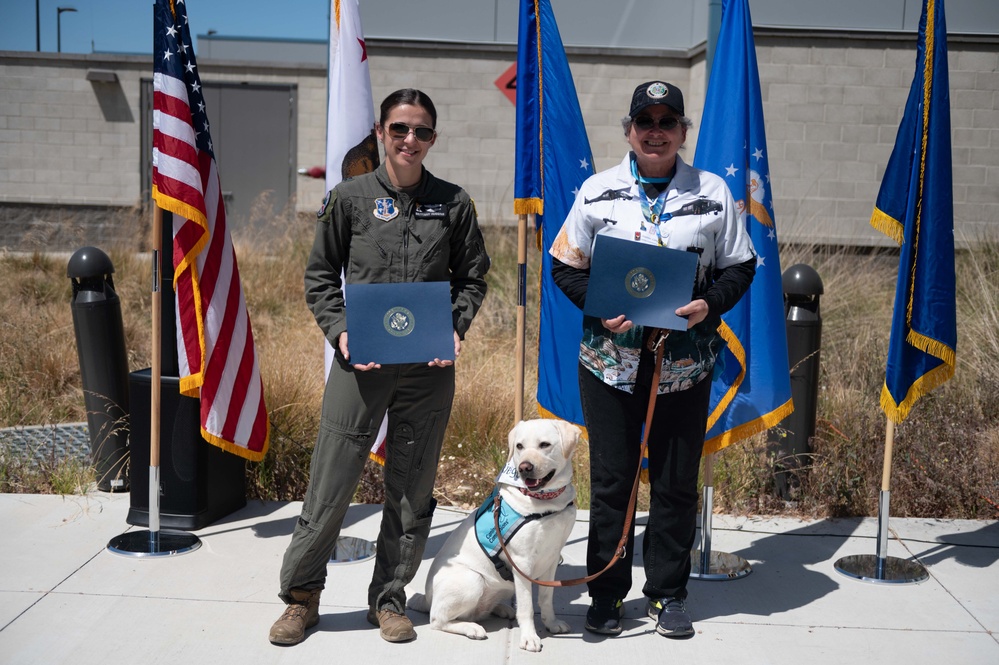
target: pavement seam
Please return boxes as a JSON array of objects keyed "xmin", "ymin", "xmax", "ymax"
[
  {"xmin": 0, "ymin": 544, "xmax": 104, "ymax": 633},
  {"xmin": 894, "ymin": 527, "xmax": 999, "ymax": 647}
]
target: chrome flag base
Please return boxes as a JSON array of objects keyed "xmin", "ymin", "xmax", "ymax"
[
  {"xmin": 833, "ymin": 554, "xmax": 928, "ymax": 584},
  {"xmin": 329, "ymin": 536, "xmax": 376, "ymax": 565},
  {"xmin": 689, "ymin": 481, "xmax": 752, "ymax": 581},
  {"xmin": 107, "ymin": 530, "xmax": 201, "ymax": 558},
  {"xmin": 834, "ymin": 490, "xmax": 927, "ymax": 585},
  {"xmin": 690, "ymin": 548, "xmax": 753, "ymax": 580}
]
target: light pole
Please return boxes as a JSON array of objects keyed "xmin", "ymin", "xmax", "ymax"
[{"xmin": 57, "ymin": 6, "xmax": 77, "ymax": 53}]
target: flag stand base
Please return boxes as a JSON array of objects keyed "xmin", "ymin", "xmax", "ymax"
[
  {"xmin": 328, "ymin": 536, "xmax": 375, "ymax": 565},
  {"xmin": 689, "ymin": 483, "xmax": 752, "ymax": 581},
  {"xmin": 833, "ymin": 490, "xmax": 927, "ymax": 584},
  {"xmin": 107, "ymin": 530, "xmax": 201, "ymax": 558},
  {"xmin": 690, "ymin": 549, "xmax": 753, "ymax": 580},
  {"xmin": 833, "ymin": 554, "xmax": 928, "ymax": 584}
]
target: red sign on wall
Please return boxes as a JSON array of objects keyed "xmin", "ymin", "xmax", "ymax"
[{"xmin": 495, "ymin": 62, "xmax": 517, "ymax": 105}]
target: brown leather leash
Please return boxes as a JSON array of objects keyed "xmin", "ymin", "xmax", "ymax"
[{"xmin": 493, "ymin": 330, "xmax": 668, "ymax": 588}]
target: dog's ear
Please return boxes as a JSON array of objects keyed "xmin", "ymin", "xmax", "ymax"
[
  {"xmin": 551, "ymin": 420, "xmax": 581, "ymax": 460},
  {"xmin": 507, "ymin": 420, "xmax": 525, "ymax": 460}
]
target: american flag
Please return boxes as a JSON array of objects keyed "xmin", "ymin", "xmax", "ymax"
[{"xmin": 151, "ymin": 0, "xmax": 269, "ymax": 460}]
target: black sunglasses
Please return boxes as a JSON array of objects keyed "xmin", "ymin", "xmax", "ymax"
[
  {"xmin": 387, "ymin": 122, "xmax": 436, "ymax": 142},
  {"xmin": 633, "ymin": 115, "xmax": 680, "ymax": 131}
]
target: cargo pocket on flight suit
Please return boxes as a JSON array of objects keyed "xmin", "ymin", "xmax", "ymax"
[
  {"xmin": 298, "ymin": 418, "xmax": 371, "ymax": 536},
  {"xmin": 392, "ymin": 406, "xmax": 448, "ymax": 585}
]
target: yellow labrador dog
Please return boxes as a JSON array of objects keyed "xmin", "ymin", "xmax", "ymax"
[{"xmin": 409, "ymin": 419, "xmax": 580, "ymax": 652}]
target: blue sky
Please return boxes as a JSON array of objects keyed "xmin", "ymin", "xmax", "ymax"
[{"xmin": 1, "ymin": 0, "xmax": 330, "ymax": 55}]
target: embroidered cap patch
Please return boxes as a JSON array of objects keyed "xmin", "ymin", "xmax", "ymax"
[{"xmin": 647, "ymin": 82, "xmax": 668, "ymax": 99}]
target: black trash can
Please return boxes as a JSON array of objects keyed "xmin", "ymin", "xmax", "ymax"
[{"xmin": 126, "ymin": 368, "xmax": 246, "ymax": 530}]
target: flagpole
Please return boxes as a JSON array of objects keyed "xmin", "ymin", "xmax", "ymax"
[
  {"xmin": 833, "ymin": 417, "xmax": 927, "ymax": 583},
  {"xmin": 515, "ymin": 213, "xmax": 529, "ymax": 422},
  {"xmin": 689, "ymin": 0, "xmax": 794, "ymax": 584},
  {"xmin": 107, "ymin": 204, "xmax": 200, "ymax": 557},
  {"xmin": 878, "ymin": 418, "xmax": 897, "ymax": 565},
  {"xmin": 835, "ymin": 0, "xmax": 950, "ymax": 587},
  {"xmin": 690, "ymin": 452, "xmax": 751, "ymax": 580},
  {"xmin": 149, "ymin": 204, "xmax": 163, "ymax": 547}
]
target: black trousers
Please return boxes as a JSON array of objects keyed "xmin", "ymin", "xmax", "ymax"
[{"xmin": 580, "ymin": 365, "xmax": 710, "ymax": 601}]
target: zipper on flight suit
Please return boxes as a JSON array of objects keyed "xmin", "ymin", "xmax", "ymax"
[
  {"xmin": 403, "ymin": 226, "xmax": 409, "ymax": 279},
  {"xmin": 401, "ymin": 196, "xmax": 423, "ymax": 280}
]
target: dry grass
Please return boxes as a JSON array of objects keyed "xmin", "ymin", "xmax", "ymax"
[
  {"xmin": 709, "ymin": 244, "xmax": 999, "ymax": 519},
  {"xmin": 1, "ymin": 204, "xmax": 996, "ymax": 518}
]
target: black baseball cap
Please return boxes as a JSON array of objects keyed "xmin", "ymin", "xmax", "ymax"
[{"xmin": 629, "ymin": 81, "xmax": 684, "ymax": 117}]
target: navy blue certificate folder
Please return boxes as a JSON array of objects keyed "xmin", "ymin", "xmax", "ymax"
[
  {"xmin": 583, "ymin": 235, "xmax": 699, "ymax": 331},
  {"xmin": 345, "ymin": 281, "xmax": 454, "ymax": 365}
]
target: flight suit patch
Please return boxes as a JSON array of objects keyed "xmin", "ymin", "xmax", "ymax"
[{"xmin": 373, "ymin": 197, "xmax": 399, "ymax": 221}]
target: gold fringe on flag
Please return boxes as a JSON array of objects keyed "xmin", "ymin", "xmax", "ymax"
[
  {"xmin": 869, "ymin": 207, "xmax": 905, "ymax": 246},
  {"xmin": 514, "ymin": 198, "xmax": 544, "ymax": 216}
]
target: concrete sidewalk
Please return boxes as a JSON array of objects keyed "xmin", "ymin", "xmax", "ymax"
[{"xmin": 1, "ymin": 492, "xmax": 996, "ymax": 664}]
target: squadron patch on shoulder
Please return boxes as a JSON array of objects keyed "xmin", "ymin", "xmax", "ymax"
[
  {"xmin": 317, "ymin": 189, "xmax": 336, "ymax": 223},
  {"xmin": 373, "ymin": 197, "xmax": 399, "ymax": 221}
]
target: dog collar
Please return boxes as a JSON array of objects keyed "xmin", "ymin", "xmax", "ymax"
[{"xmin": 519, "ymin": 485, "xmax": 567, "ymax": 500}]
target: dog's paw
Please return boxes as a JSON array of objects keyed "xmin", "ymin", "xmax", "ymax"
[
  {"xmin": 437, "ymin": 621, "xmax": 488, "ymax": 640},
  {"xmin": 544, "ymin": 618, "xmax": 571, "ymax": 634},
  {"xmin": 490, "ymin": 603, "xmax": 515, "ymax": 619},
  {"xmin": 519, "ymin": 633, "xmax": 543, "ymax": 652},
  {"xmin": 464, "ymin": 624, "xmax": 488, "ymax": 640}
]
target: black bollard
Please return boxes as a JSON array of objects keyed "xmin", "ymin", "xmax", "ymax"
[
  {"xmin": 68, "ymin": 247, "xmax": 130, "ymax": 492},
  {"xmin": 770, "ymin": 263, "xmax": 824, "ymax": 500}
]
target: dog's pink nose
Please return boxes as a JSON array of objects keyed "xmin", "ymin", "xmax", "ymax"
[{"xmin": 519, "ymin": 461, "xmax": 534, "ymax": 475}]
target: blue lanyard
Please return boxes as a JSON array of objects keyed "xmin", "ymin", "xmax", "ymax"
[{"xmin": 631, "ymin": 159, "xmax": 672, "ymax": 246}]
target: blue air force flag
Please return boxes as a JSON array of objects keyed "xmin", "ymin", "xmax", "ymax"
[
  {"xmin": 514, "ymin": 0, "xmax": 594, "ymax": 425},
  {"xmin": 694, "ymin": 0, "xmax": 793, "ymax": 454},
  {"xmin": 870, "ymin": 0, "xmax": 956, "ymax": 423}
]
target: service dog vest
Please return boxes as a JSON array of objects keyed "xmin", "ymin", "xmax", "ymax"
[{"xmin": 474, "ymin": 486, "xmax": 569, "ymax": 581}]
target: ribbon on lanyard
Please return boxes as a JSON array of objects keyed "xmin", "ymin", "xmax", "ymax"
[{"xmin": 631, "ymin": 158, "xmax": 672, "ymax": 246}]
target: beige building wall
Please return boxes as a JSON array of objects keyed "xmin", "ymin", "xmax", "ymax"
[
  {"xmin": 756, "ymin": 34, "xmax": 999, "ymax": 246},
  {"xmin": 2, "ymin": 31, "xmax": 997, "ymax": 248},
  {"xmin": 0, "ymin": 54, "xmax": 146, "ymax": 206}
]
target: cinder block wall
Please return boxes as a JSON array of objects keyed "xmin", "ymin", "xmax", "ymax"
[
  {"xmin": 364, "ymin": 45, "xmax": 702, "ymax": 229},
  {"xmin": 755, "ymin": 33, "xmax": 999, "ymax": 246},
  {"xmin": 364, "ymin": 34, "xmax": 998, "ymax": 246},
  {"xmin": 2, "ymin": 31, "xmax": 997, "ymax": 248},
  {"xmin": 0, "ymin": 54, "xmax": 145, "ymax": 206}
]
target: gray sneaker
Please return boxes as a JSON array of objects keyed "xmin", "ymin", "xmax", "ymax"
[{"xmin": 648, "ymin": 596, "xmax": 694, "ymax": 639}]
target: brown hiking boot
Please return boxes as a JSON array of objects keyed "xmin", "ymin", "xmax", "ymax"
[
  {"xmin": 366, "ymin": 607, "xmax": 416, "ymax": 642},
  {"xmin": 269, "ymin": 589, "xmax": 321, "ymax": 645}
]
